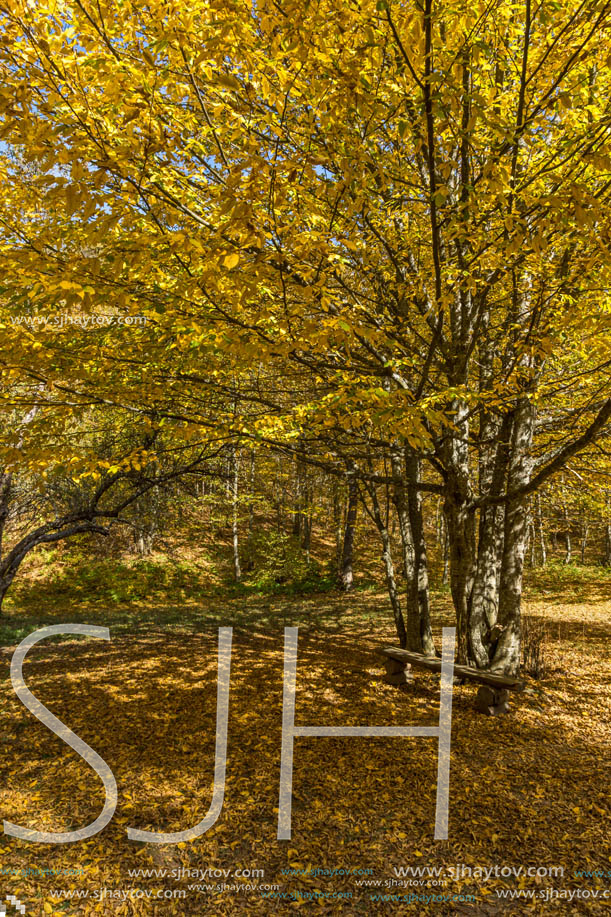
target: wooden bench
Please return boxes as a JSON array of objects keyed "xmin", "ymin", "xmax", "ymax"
[{"xmin": 378, "ymin": 646, "xmax": 525, "ymax": 716}]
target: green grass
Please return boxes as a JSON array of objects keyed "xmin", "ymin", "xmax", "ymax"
[
  {"xmin": 0, "ymin": 545, "xmax": 359, "ymax": 646},
  {"xmin": 526, "ymin": 560, "xmax": 611, "ymax": 596},
  {"xmin": 2, "ymin": 537, "xmax": 608, "ymax": 650}
]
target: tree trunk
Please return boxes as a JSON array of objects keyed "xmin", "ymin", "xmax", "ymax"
[
  {"xmin": 562, "ymin": 490, "xmax": 571, "ymax": 564},
  {"xmin": 244, "ymin": 449, "xmax": 256, "ymax": 572},
  {"xmin": 467, "ymin": 301, "xmax": 503, "ymax": 667},
  {"xmin": 468, "ymin": 511, "xmax": 503, "ymax": 667},
  {"xmin": 231, "ymin": 447, "xmax": 241, "ymax": 582},
  {"xmin": 0, "ymin": 471, "xmax": 12, "ymax": 565},
  {"xmin": 0, "ymin": 572, "xmax": 14, "ymax": 613},
  {"xmin": 300, "ymin": 475, "xmax": 313, "ymax": 557},
  {"xmin": 332, "ymin": 478, "xmax": 343, "ymax": 573},
  {"xmin": 365, "ymin": 480, "xmax": 407, "ymax": 648},
  {"xmin": 275, "ymin": 454, "xmax": 284, "ymax": 531},
  {"xmin": 536, "ymin": 493, "xmax": 547, "ymax": 566},
  {"xmin": 469, "ymin": 412, "xmax": 512, "ymax": 667},
  {"xmin": 435, "ymin": 497, "xmax": 442, "ymax": 548},
  {"xmin": 443, "ymin": 395, "xmax": 477, "ymax": 665},
  {"xmin": 390, "ymin": 448, "xmax": 416, "ymax": 633},
  {"xmin": 527, "ymin": 511, "xmax": 535, "ymax": 568},
  {"xmin": 491, "ymin": 395, "xmax": 536, "ymax": 675},
  {"xmin": 442, "ymin": 517, "xmax": 449, "ymax": 585},
  {"xmin": 302, "ymin": 492, "xmax": 312, "ymax": 561},
  {"xmin": 580, "ymin": 516, "xmax": 588, "ymax": 565},
  {"xmin": 292, "ymin": 446, "xmax": 309, "ymax": 542},
  {"xmin": 248, "ymin": 449, "xmax": 256, "ymax": 536},
  {"xmin": 404, "ymin": 449, "xmax": 436, "ymax": 655},
  {"xmin": 564, "ymin": 530, "xmax": 572, "ymax": 564},
  {"xmin": 134, "ymin": 531, "xmax": 154, "ymax": 556},
  {"xmin": 0, "ymin": 519, "xmax": 108, "ymax": 613},
  {"xmin": 340, "ymin": 467, "xmax": 358, "ymax": 592}
]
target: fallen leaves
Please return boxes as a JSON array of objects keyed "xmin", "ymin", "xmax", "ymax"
[{"xmin": 0, "ymin": 587, "xmax": 609, "ymax": 914}]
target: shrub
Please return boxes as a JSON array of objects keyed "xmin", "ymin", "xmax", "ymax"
[{"xmin": 245, "ymin": 530, "xmax": 331, "ymax": 593}]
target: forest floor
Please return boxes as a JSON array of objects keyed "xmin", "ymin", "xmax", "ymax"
[{"xmin": 0, "ymin": 555, "xmax": 610, "ymax": 916}]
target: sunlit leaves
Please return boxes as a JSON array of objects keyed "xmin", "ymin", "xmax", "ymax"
[{"xmin": 0, "ymin": 0, "xmax": 609, "ymax": 470}]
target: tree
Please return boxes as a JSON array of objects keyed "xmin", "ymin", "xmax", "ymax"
[
  {"xmin": 1, "ymin": 0, "xmax": 610, "ymax": 670},
  {"xmin": 0, "ymin": 396, "xmax": 225, "ymax": 610}
]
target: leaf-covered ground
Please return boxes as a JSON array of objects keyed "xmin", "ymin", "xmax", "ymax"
[{"xmin": 1, "ymin": 579, "xmax": 610, "ymax": 915}]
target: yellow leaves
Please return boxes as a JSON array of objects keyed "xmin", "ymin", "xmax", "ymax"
[
  {"xmin": 0, "ymin": 582, "xmax": 608, "ymax": 908},
  {"xmin": 574, "ymin": 203, "xmax": 588, "ymax": 226},
  {"xmin": 223, "ymin": 252, "xmax": 239, "ymax": 269},
  {"xmin": 58, "ymin": 280, "xmax": 83, "ymax": 294},
  {"xmin": 122, "ymin": 106, "xmax": 142, "ymax": 124},
  {"xmin": 65, "ymin": 183, "xmax": 78, "ymax": 214},
  {"xmin": 0, "ymin": 0, "xmax": 608, "ymax": 507},
  {"xmin": 216, "ymin": 72, "xmax": 241, "ymax": 91},
  {"xmin": 531, "ymin": 233, "xmax": 547, "ymax": 255}
]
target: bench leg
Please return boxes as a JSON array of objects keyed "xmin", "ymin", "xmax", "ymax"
[
  {"xmin": 476, "ymin": 686, "xmax": 510, "ymax": 716},
  {"xmin": 383, "ymin": 659, "xmax": 414, "ymax": 686}
]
